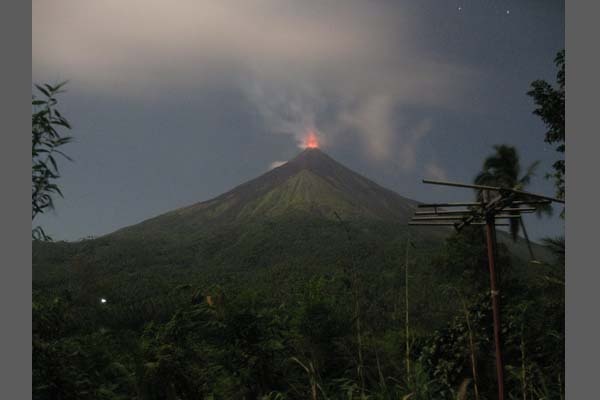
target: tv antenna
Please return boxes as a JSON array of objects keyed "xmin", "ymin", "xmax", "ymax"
[{"xmin": 409, "ymin": 179, "xmax": 564, "ymax": 400}]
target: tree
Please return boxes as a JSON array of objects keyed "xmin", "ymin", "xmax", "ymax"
[
  {"xmin": 32, "ymin": 82, "xmax": 73, "ymax": 241},
  {"xmin": 527, "ymin": 50, "xmax": 565, "ymax": 204},
  {"xmin": 474, "ymin": 145, "xmax": 549, "ymax": 240}
]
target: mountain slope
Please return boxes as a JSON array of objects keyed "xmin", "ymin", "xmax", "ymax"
[
  {"xmin": 32, "ymin": 147, "xmax": 555, "ymax": 317},
  {"xmin": 111, "ymin": 148, "xmax": 420, "ymax": 238}
]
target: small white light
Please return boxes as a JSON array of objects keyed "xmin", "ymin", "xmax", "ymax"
[
  {"xmin": 506, "ymin": 10, "xmax": 510, "ymax": 14},
  {"xmin": 100, "ymin": 298, "xmax": 107, "ymax": 304},
  {"xmin": 458, "ymin": 6, "xmax": 462, "ymax": 11}
]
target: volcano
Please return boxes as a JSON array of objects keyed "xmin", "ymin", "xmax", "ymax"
[
  {"xmin": 101, "ymin": 148, "xmax": 548, "ymax": 268},
  {"xmin": 33, "ymin": 147, "xmax": 551, "ymax": 307},
  {"xmin": 112, "ymin": 148, "xmax": 421, "ymax": 238}
]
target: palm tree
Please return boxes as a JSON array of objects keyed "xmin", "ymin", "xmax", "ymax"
[{"xmin": 474, "ymin": 145, "xmax": 551, "ymax": 241}]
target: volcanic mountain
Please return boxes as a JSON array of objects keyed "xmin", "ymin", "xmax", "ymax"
[
  {"xmin": 33, "ymin": 147, "xmax": 551, "ymax": 306},
  {"xmin": 101, "ymin": 147, "xmax": 548, "ymax": 268},
  {"xmin": 112, "ymin": 148, "xmax": 422, "ymax": 238}
]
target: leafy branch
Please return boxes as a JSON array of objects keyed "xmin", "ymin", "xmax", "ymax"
[{"xmin": 32, "ymin": 82, "xmax": 73, "ymax": 240}]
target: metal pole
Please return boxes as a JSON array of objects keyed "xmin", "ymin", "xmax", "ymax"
[
  {"xmin": 485, "ymin": 213, "xmax": 505, "ymax": 400},
  {"xmin": 422, "ymin": 179, "xmax": 565, "ymax": 203},
  {"xmin": 411, "ymin": 180, "xmax": 565, "ymax": 399},
  {"xmin": 404, "ymin": 236, "xmax": 411, "ymax": 381}
]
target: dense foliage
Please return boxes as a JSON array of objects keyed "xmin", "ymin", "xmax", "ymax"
[
  {"xmin": 33, "ymin": 218, "xmax": 564, "ymax": 399},
  {"xmin": 527, "ymin": 50, "xmax": 565, "ymax": 204}
]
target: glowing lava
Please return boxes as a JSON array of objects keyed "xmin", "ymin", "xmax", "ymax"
[{"xmin": 303, "ymin": 131, "xmax": 320, "ymax": 149}]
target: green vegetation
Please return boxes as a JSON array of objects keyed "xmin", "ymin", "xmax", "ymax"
[
  {"xmin": 32, "ymin": 213, "xmax": 564, "ymax": 399},
  {"xmin": 32, "ymin": 82, "xmax": 73, "ymax": 241},
  {"xmin": 526, "ymin": 48, "xmax": 565, "ymax": 293},
  {"xmin": 527, "ymin": 49, "xmax": 565, "ymax": 205}
]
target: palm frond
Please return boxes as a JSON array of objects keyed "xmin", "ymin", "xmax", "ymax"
[{"xmin": 519, "ymin": 160, "xmax": 540, "ymax": 187}]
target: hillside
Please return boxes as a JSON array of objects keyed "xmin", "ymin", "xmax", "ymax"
[
  {"xmin": 33, "ymin": 147, "xmax": 552, "ymax": 286},
  {"xmin": 32, "ymin": 148, "xmax": 563, "ymax": 399}
]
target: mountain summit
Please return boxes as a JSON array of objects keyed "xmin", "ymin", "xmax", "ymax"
[{"xmin": 113, "ymin": 148, "xmax": 419, "ymax": 237}]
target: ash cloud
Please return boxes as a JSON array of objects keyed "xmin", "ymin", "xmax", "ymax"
[{"xmin": 33, "ymin": 0, "xmax": 479, "ymax": 169}]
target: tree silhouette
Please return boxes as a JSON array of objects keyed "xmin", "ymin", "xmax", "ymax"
[
  {"xmin": 32, "ymin": 82, "xmax": 72, "ymax": 240},
  {"xmin": 474, "ymin": 145, "xmax": 550, "ymax": 240},
  {"xmin": 527, "ymin": 50, "xmax": 565, "ymax": 205}
]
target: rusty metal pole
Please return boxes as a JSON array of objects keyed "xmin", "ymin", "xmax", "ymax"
[
  {"xmin": 404, "ymin": 236, "xmax": 411, "ymax": 381},
  {"xmin": 413, "ymin": 179, "xmax": 565, "ymax": 399},
  {"xmin": 485, "ymin": 212, "xmax": 505, "ymax": 400}
]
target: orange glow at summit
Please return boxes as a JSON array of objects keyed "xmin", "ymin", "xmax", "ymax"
[{"xmin": 302, "ymin": 131, "xmax": 320, "ymax": 149}]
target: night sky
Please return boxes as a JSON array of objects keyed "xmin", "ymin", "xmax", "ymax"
[{"xmin": 32, "ymin": 0, "xmax": 565, "ymax": 241}]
